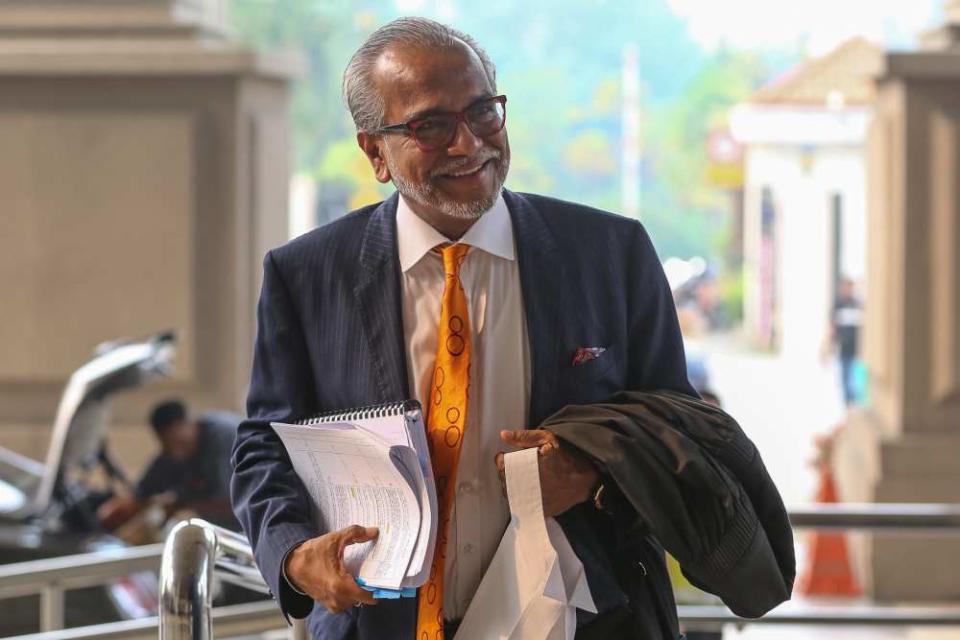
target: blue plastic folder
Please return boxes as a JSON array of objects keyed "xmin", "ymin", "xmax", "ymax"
[{"xmin": 357, "ymin": 577, "xmax": 417, "ymax": 599}]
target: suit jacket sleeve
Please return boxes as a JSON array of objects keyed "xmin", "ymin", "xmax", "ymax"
[
  {"xmin": 624, "ymin": 221, "xmax": 697, "ymax": 396},
  {"xmin": 231, "ymin": 250, "xmax": 318, "ymax": 619}
]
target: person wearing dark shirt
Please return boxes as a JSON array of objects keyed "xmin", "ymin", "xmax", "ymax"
[
  {"xmin": 98, "ymin": 400, "xmax": 241, "ymax": 531},
  {"xmin": 830, "ymin": 278, "xmax": 863, "ymax": 406}
]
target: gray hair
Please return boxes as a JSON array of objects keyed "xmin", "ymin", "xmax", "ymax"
[{"xmin": 342, "ymin": 17, "xmax": 498, "ymax": 133}]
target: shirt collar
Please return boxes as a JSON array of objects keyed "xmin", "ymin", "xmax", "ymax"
[{"xmin": 396, "ymin": 192, "xmax": 515, "ymax": 272}]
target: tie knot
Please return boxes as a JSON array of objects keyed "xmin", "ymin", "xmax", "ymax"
[{"xmin": 439, "ymin": 243, "xmax": 470, "ymax": 276}]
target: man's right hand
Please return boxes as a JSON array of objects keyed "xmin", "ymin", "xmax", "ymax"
[{"xmin": 284, "ymin": 525, "xmax": 379, "ymax": 613}]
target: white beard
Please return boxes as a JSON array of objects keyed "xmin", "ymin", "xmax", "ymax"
[{"xmin": 384, "ymin": 146, "xmax": 510, "ymax": 220}]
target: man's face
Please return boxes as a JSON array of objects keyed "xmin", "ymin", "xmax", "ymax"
[
  {"xmin": 158, "ymin": 419, "xmax": 199, "ymax": 463},
  {"xmin": 363, "ymin": 41, "xmax": 510, "ymax": 220}
]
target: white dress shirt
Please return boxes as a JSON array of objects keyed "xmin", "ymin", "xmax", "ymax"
[{"xmin": 397, "ymin": 193, "xmax": 531, "ymax": 620}]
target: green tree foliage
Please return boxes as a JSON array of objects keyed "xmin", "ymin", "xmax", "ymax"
[
  {"xmin": 229, "ymin": 0, "xmax": 791, "ymax": 263},
  {"xmin": 642, "ymin": 50, "xmax": 770, "ymax": 259},
  {"xmin": 231, "ymin": 1, "xmax": 381, "ymax": 169}
]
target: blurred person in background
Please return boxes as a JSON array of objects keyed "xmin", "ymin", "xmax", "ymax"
[
  {"xmin": 97, "ymin": 399, "xmax": 240, "ymax": 535},
  {"xmin": 674, "ymin": 267, "xmax": 729, "ymax": 335},
  {"xmin": 825, "ymin": 277, "xmax": 863, "ymax": 406}
]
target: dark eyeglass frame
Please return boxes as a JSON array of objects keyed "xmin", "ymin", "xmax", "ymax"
[{"xmin": 378, "ymin": 95, "xmax": 508, "ymax": 152}]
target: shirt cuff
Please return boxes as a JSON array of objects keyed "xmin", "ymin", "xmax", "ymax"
[{"xmin": 282, "ymin": 542, "xmax": 309, "ymax": 596}]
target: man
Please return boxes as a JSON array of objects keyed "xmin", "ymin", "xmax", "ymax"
[
  {"xmin": 232, "ymin": 17, "xmax": 790, "ymax": 639},
  {"xmin": 99, "ymin": 400, "xmax": 240, "ymax": 531},
  {"xmin": 829, "ymin": 278, "xmax": 863, "ymax": 405}
]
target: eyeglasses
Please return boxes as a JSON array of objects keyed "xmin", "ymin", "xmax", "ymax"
[{"xmin": 378, "ymin": 95, "xmax": 507, "ymax": 152}]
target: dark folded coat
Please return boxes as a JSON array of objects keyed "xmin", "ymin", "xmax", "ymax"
[{"xmin": 543, "ymin": 390, "xmax": 795, "ymax": 619}]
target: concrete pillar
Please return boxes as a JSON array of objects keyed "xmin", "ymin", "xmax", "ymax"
[
  {"xmin": 0, "ymin": 0, "xmax": 300, "ymax": 471},
  {"xmin": 834, "ymin": 4, "xmax": 960, "ymax": 601}
]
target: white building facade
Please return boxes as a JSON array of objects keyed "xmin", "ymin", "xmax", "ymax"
[{"xmin": 730, "ymin": 39, "xmax": 880, "ymax": 362}]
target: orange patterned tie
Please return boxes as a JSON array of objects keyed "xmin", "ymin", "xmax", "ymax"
[{"xmin": 417, "ymin": 243, "xmax": 471, "ymax": 640}]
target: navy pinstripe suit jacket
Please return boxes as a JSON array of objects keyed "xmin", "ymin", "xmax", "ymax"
[{"xmin": 231, "ymin": 190, "xmax": 695, "ymax": 639}]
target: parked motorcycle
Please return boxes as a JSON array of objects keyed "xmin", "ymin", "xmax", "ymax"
[{"xmin": 0, "ymin": 331, "xmax": 176, "ymax": 634}]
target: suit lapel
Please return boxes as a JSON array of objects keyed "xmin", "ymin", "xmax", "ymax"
[
  {"xmin": 352, "ymin": 190, "xmax": 566, "ymax": 420},
  {"xmin": 353, "ymin": 193, "xmax": 410, "ymax": 403},
  {"xmin": 504, "ymin": 190, "xmax": 569, "ymax": 427}
]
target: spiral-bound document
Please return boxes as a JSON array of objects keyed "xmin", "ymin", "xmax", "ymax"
[{"xmin": 271, "ymin": 400, "xmax": 437, "ymax": 595}]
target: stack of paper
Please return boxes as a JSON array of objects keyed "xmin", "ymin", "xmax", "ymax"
[{"xmin": 272, "ymin": 403, "xmax": 437, "ymax": 597}]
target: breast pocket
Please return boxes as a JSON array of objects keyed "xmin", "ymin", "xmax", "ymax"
[{"xmin": 557, "ymin": 345, "xmax": 622, "ymax": 405}]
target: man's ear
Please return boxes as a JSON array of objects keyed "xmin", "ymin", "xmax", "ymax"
[{"xmin": 357, "ymin": 132, "xmax": 392, "ymax": 184}]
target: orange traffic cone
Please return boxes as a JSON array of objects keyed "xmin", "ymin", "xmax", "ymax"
[{"xmin": 797, "ymin": 431, "xmax": 862, "ymax": 597}]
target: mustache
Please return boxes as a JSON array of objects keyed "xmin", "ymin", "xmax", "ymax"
[{"xmin": 431, "ymin": 148, "xmax": 501, "ymax": 177}]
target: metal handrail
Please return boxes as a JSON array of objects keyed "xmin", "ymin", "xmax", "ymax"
[
  {"xmin": 674, "ymin": 502, "xmax": 960, "ymax": 630},
  {"xmin": 0, "ymin": 503, "xmax": 956, "ymax": 638},
  {"xmin": 159, "ymin": 518, "xmax": 304, "ymax": 640},
  {"xmin": 0, "ymin": 521, "xmax": 292, "ymax": 638},
  {"xmin": 0, "ymin": 543, "xmax": 164, "ymax": 599},
  {"xmin": 157, "ymin": 506, "xmax": 960, "ymax": 638},
  {"xmin": 4, "ymin": 601, "xmax": 284, "ymax": 640},
  {"xmin": 0, "ymin": 542, "xmax": 164, "ymax": 633},
  {"xmin": 789, "ymin": 503, "xmax": 960, "ymax": 532},
  {"xmin": 678, "ymin": 603, "xmax": 960, "ymax": 629}
]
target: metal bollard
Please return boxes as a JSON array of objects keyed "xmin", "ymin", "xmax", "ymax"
[
  {"xmin": 291, "ymin": 619, "xmax": 308, "ymax": 639},
  {"xmin": 159, "ymin": 520, "xmax": 217, "ymax": 640},
  {"xmin": 159, "ymin": 517, "xmax": 308, "ymax": 639}
]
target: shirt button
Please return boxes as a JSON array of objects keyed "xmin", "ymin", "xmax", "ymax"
[
  {"xmin": 463, "ymin": 543, "xmax": 474, "ymax": 554},
  {"xmin": 457, "ymin": 479, "xmax": 476, "ymax": 494}
]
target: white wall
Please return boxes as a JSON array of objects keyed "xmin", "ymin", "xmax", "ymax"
[{"xmin": 742, "ymin": 144, "xmax": 867, "ymax": 362}]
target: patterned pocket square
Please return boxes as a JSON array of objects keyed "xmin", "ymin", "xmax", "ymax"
[{"xmin": 572, "ymin": 347, "xmax": 606, "ymax": 366}]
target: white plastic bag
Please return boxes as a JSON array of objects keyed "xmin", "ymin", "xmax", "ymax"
[{"xmin": 455, "ymin": 448, "xmax": 596, "ymax": 640}]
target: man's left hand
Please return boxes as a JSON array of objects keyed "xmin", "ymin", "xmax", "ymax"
[{"xmin": 495, "ymin": 430, "xmax": 599, "ymax": 517}]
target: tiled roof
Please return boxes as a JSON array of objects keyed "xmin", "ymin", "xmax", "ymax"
[{"xmin": 750, "ymin": 38, "xmax": 883, "ymax": 106}]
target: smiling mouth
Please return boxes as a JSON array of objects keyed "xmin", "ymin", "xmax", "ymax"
[{"xmin": 439, "ymin": 159, "xmax": 494, "ymax": 179}]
